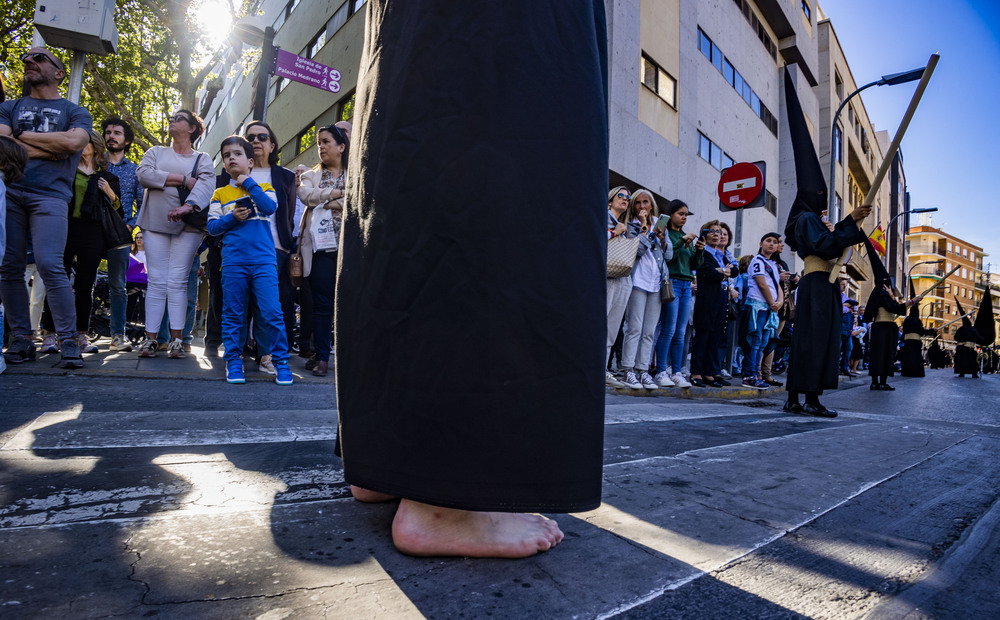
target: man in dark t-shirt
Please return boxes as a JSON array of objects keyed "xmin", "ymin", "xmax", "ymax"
[{"xmin": 0, "ymin": 47, "xmax": 92, "ymax": 368}]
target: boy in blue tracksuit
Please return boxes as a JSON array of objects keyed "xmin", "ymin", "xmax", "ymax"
[{"xmin": 207, "ymin": 135, "xmax": 292, "ymax": 385}]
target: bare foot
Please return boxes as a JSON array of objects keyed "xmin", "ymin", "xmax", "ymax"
[
  {"xmin": 350, "ymin": 485, "xmax": 396, "ymax": 503},
  {"xmin": 391, "ymin": 498, "xmax": 564, "ymax": 558}
]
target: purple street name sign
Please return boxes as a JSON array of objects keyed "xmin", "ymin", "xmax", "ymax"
[{"xmin": 274, "ymin": 48, "xmax": 341, "ymax": 93}]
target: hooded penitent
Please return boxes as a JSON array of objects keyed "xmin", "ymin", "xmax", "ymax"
[
  {"xmin": 782, "ymin": 71, "xmax": 827, "ymax": 254},
  {"xmin": 955, "ymin": 295, "xmax": 971, "ymax": 328},
  {"xmin": 862, "ymin": 235, "xmax": 895, "ymax": 324},
  {"xmin": 973, "ymin": 286, "xmax": 997, "ymax": 345},
  {"xmin": 908, "ymin": 280, "xmax": 920, "ymax": 319}
]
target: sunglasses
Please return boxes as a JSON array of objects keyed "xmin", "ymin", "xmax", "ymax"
[
  {"xmin": 323, "ymin": 124, "xmax": 346, "ymax": 142},
  {"xmin": 21, "ymin": 52, "xmax": 55, "ymax": 66},
  {"xmin": 246, "ymin": 134, "xmax": 270, "ymax": 143},
  {"xmin": 617, "ymin": 193, "xmax": 631, "ymax": 200},
  {"xmin": 169, "ymin": 114, "xmax": 193, "ymax": 124}
]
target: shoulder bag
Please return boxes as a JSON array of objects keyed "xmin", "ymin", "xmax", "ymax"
[
  {"xmin": 178, "ymin": 153, "xmax": 208, "ymax": 230},
  {"xmin": 607, "ymin": 234, "xmax": 642, "ymax": 279}
]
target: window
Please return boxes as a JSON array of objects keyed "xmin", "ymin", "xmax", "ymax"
[
  {"xmin": 307, "ymin": 28, "xmax": 327, "ymax": 58},
  {"xmin": 723, "ymin": 59, "xmax": 735, "ymax": 86},
  {"xmin": 351, "ymin": 0, "xmax": 367, "ymax": 14},
  {"xmin": 963, "ymin": 268, "xmax": 968, "ymax": 279},
  {"xmin": 700, "ymin": 31, "xmax": 777, "ymax": 137},
  {"xmin": 945, "ymin": 284, "xmax": 951, "ymax": 294},
  {"xmin": 698, "ymin": 28, "xmax": 713, "ymax": 62},
  {"xmin": 963, "ymin": 248, "xmax": 968, "ymax": 258},
  {"xmin": 751, "ymin": 91, "xmax": 761, "ymax": 116},
  {"xmin": 339, "ymin": 91, "xmax": 356, "ymax": 121},
  {"xmin": 835, "ymin": 72, "xmax": 844, "ymax": 100},
  {"xmin": 296, "ymin": 123, "xmax": 316, "ymax": 156},
  {"xmin": 834, "ymin": 193, "xmax": 842, "ymax": 215},
  {"xmin": 833, "ymin": 125, "xmax": 843, "ymax": 165},
  {"xmin": 947, "ymin": 242, "xmax": 953, "ymax": 253},
  {"xmin": 848, "ymin": 106, "xmax": 854, "ymax": 126},
  {"xmin": 641, "ymin": 54, "xmax": 676, "ymax": 108},
  {"xmin": 730, "ymin": 0, "xmax": 778, "ymax": 60},
  {"xmin": 722, "ymin": 152, "xmax": 734, "ymax": 171},
  {"xmin": 765, "ymin": 190, "xmax": 777, "ymax": 215},
  {"xmin": 801, "ymin": 0, "xmax": 811, "ymax": 21},
  {"xmin": 697, "ymin": 132, "xmax": 723, "ymax": 170}
]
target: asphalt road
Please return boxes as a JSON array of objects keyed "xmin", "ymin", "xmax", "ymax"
[{"xmin": 1, "ymin": 366, "xmax": 997, "ymax": 619}]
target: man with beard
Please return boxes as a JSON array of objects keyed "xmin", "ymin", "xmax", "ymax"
[
  {"xmin": 0, "ymin": 47, "xmax": 92, "ymax": 367},
  {"xmin": 102, "ymin": 117, "xmax": 141, "ymax": 352}
]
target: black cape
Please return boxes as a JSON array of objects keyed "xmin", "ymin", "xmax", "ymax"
[
  {"xmin": 865, "ymin": 287, "xmax": 905, "ymax": 378},
  {"xmin": 786, "ymin": 213, "xmax": 866, "ymax": 393},
  {"xmin": 954, "ymin": 323, "xmax": 980, "ymax": 376},
  {"xmin": 334, "ymin": 0, "xmax": 608, "ymax": 513},
  {"xmin": 900, "ymin": 307, "xmax": 934, "ymax": 377}
]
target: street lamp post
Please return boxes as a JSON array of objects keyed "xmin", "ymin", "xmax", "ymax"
[
  {"xmin": 828, "ymin": 67, "xmax": 927, "ymax": 222},
  {"xmin": 898, "ymin": 207, "xmax": 939, "ymax": 285},
  {"xmin": 233, "ymin": 18, "xmax": 277, "ymax": 122},
  {"xmin": 908, "ymin": 258, "xmax": 945, "ymax": 282}
]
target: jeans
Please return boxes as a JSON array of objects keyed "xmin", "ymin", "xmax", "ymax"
[
  {"xmin": 205, "ymin": 242, "xmax": 223, "ymax": 350},
  {"xmin": 653, "ymin": 279, "xmax": 693, "ymax": 375},
  {"xmin": 606, "ymin": 276, "xmax": 631, "ymax": 365},
  {"xmin": 40, "ymin": 218, "xmax": 104, "ymax": 334},
  {"xmin": 309, "ymin": 251, "xmax": 337, "ymax": 363},
  {"xmin": 106, "ymin": 246, "xmax": 130, "ymax": 337},
  {"xmin": 156, "ymin": 253, "xmax": 199, "ymax": 343},
  {"xmin": 742, "ymin": 306, "xmax": 771, "ymax": 379},
  {"xmin": 0, "ymin": 187, "xmax": 76, "ymax": 339},
  {"xmin": 222, "ymin": 263, "xmax": 288, "ymax": 364}
]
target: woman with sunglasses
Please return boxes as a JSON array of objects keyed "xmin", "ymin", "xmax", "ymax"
[
  {"xmin": 295, "ymin": 125, "xmax": 348, "ymax": 377},
  {"xmin": 135, "ymin": 109, "xmax": 214, "ymax": 359},
  {"xmin": 688, "ymin": 221, "xmax": 731, "ymax": 387},
  {"xmin": 605, "ymin": 186, "xmax": 634, "ymax": 387}
]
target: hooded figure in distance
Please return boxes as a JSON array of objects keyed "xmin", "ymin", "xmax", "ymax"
[
  {"xmin": 861, "ymin": 241, "xmax": 910, "ymax": 390},
  {"xmin": 899, "ymin": 280, "xmax": 935, "ymax": 377},
  {"xmin": 781, "ymin": 69, "xmax": 869, "ymax": 417}
]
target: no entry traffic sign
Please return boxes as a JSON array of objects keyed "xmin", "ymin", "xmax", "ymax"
[{"xmin": 718, "ymin": 162, "xmax": 765, "ymax": 210}]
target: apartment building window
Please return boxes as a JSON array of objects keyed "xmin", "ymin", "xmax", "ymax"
[
  {"xmin": 697, "ymin": 29, "xmax": 723, "ymax": 72},
  {"xmin": 306, "ymin": 28, "xmax": 327, "ymax": 59},
  {"xmin": 351, "ymin": 0, "xmax": 367, "ymax": 14},
  {"xmin": 948, "ymin": 242, "xmax": 953, "ymax": 252},
  {"xmin": 765, "ymin": 190, "xmax": 777, "ymax": 215},
  {"xmin": 835, "ymin": 72, "xmax": 844, "ymax": 100},
  {"xmin": 963, "ymin": 248, "xmax": 969, "ymax": 258},
  {"xmin": 834, "ymin": 193, "xmax": 842, "ymax": 215},
  {"xmin": 297, "ymin": 123, "xmax": 317, "ymax": 156},
  {"xmin": 641, "ymin": 54, "xmax": 677, "ymax": 108},
  {"xmin": 801, "ymin": 0, "xmax": 811, "ymax": 20},
  {"xmin": 697, "ymin": 131, "xmax": 722, "ymax": 170},
  {"xmin": 698, "ymin": 27, "xmax": 778, "ymax": 137},
  {"xmin": 722, "ymin": 152, "xmax": 734, "ymax": 171},
  {"xmin": 730, "ymin": 0, "xmax": 778, "ymax": 60},
  {"xmin": 338, "ymin": 91, "xmax": 356, "ymax": 121}
]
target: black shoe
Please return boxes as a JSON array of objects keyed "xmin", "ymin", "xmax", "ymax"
[
  {"xmin": 59, "ymin": 338, "xmax": 84, "ymax": 370},
  {"xmin": 801, "ymin": 403, "xmax": 837, "ymax": 418},
  {"xmin": 783, "ymin": 401, "xmax": 803, "ymax": 414},
  {"xmin": 870, "ymin": 383, "xmax": 881, "ymax": 391},
  {"xmin": 305, "ymin": 357, "xmax": 317, "ymax": 371},
  {"xmin": 764, "ymin": 378, "xmax": 783, "ymax": 387},
  {"xmin": 3, "ymin": 335, "xmax": 36, "ymax": 364},
  {"xmin": 690, "ymin": 377, "xmax": 706, "ymax": 387},
  {"xmin": 880, "ymin": 383, "xmax": 895, "ymax": 391},
  {"xmin": 708, "ymin": 379, "xmax": 726, "ymax": 387}
]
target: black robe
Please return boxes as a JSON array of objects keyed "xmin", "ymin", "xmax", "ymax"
[
  {"xmin": 863, "ymin": 288, "xmax": 906, "ymax": 378},
  {"xmin": 334, "ymin": 1, "xmax": 608, "ymax": 513},
  {"xmin": 900, "ymin": 314, "xmax": 934, "ymax": 377},
  {"xmin": 786, "ymin": 213, "xmax": 867, "ymax": 393},
  {"xmin": 954, "ymin": 324, "xmax": 980, "ymax": 376}
]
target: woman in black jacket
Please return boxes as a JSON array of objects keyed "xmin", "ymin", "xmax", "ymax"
[{"xmin": 689, "ymin": 221, "xmax": 730, "ymax": 387}]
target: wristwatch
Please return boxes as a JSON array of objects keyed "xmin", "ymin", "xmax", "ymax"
[{"xmin": 12, "ymin": 127, "xmax": 23, "ymax": 139}]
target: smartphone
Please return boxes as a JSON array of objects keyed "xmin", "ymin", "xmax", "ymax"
[
  {"xmin": 233, "ymin": 196, "xmax": 256, "ymax": 216},
  {"xmin": 698, "ymin": 228, "xmax": 711, "ymax": 242},
  {"xmin": 652, "ymin": 214, "xmax": 670, "ymax": 234}
]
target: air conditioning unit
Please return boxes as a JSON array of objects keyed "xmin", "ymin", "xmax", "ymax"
[{"xmin": 33, "ymin": 0, "xmax": 118, "ymax": 55}]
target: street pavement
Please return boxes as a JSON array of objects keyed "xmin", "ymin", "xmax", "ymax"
[{"xmin": 1, "ymin": 353, "xmax": 999, "ymax": 619}]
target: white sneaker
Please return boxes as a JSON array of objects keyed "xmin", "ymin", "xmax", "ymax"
[
  {"xmin": 138, "ymin": 338, "xmax": 158, "ymax": 358},
  {"xmin": 654, "ymin": 371, "xmax": 675, "ymax": 387},
  {"xmin": 109, "ymin": 335, "xmax": 133, "ymax": 352},
  {"xmin": 605, "ymin": 371, "xmax": 626, "ymax": 388},
  {"xmin": 719, "ymin": 370, "xmax": 732, "ymax": 379},
  {"xmin": 167, "ymin": 338, "xmax": 186, "ymax": 359},
  {"xmin": 639, "ymin": 370, "xmax": 659, "ymax": 389},
  {"xmin": 259, "ymin": 354, "xmax": 276, "ymax": 375},
  {"xmin": 671, "ymin": 372, "xmax": 692, "ymax": 388},
  {"xmin": 622, "ymin": 370, "xmax": 643, "ymax": 389}
]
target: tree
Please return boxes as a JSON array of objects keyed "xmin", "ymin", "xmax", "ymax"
[{"xmin": 1, "ymin": 0, "xmax": 258, "ymax": 149}]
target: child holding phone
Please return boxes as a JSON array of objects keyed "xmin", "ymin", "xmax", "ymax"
[{"xmin": 207, "ymin": 135, "xmax": 293, "ymax": 385}]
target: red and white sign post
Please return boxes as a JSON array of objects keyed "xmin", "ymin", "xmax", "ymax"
[{"xmin": 717, "ymin": 162, "xmax": 764, "ymax": 208}]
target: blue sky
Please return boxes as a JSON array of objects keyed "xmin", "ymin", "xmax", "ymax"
[{"xmin": 821, "ymin": 0, "xmax": 1000, "ymax": 275}]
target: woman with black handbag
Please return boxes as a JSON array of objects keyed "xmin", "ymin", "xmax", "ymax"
[
  {"xmin": 38, "ymin": 130, "xmax": 121, "ymax": 362},
  {"xmin": 135, "ymin": 110, "xmax": 214, "ymax": 359}
]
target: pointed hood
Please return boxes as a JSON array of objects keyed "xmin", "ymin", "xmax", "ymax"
[
  {"xmin": 955, "ymin": 295, "xmax": 972, "ymax": 328},
  {"xmin": 973, "ymin": 288, "xmax": 996, "ymax": 345},
  {"xmin": 782, "ymin": 69, "xmax": 828, "ymax": 253},
  {"xmin": 908, "ymin": 280, "xmax": 920, "ymax": 318},
  {"xmin": 863, "ymin": 236, "xmax": 893, "ymax": 287}
]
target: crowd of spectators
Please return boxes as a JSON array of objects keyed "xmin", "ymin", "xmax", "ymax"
[{"xmin": 0, "ymin": 46, "xmax": 357, "ymax": 384}]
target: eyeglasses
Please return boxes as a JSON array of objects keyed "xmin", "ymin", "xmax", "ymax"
[
  {"xmin": 246, "ymin": 134, "xmax": 270, "ymax": 143},
  {"xmin": 169, "ymin": 114, "xmax": 192, "ymax": 124},
  {"xmin": 21, "ymin": 52, "xmax": 54, "ymax": 66},
  {"xmin": 617, "ymin": 193, "xmax": 631, "ymax": 200}
]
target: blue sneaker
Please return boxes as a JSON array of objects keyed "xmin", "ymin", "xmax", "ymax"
[
  {"xmin": 226, "ymin": 360, "xmax": 246, "ymax": 384},
  {"xmin": 274, "ymin": 360, "xmax": 294, "ymax": 386}
]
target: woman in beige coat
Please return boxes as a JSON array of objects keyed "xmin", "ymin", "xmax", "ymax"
[{"xmin": 295, "ymin": 125, "xmax": 348, "ymax": 376}]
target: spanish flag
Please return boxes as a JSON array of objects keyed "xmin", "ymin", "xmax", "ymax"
[{"xmin": 868, "ymin": 225, "xmax": 886, "ymax": 256}]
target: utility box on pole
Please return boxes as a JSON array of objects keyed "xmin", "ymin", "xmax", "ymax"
[{"xmin": 33, "ymin": 0, "xmax": 119, "ymax": 55}]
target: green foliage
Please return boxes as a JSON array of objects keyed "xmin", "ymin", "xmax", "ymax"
[{"xmin": 1, "ymin": 0, "xmax": 256, "ymax": 150}]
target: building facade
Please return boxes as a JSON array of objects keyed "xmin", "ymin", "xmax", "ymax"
[{"xmin": 906, "ymin": 220, "xmax": 986, "ymax": 341}]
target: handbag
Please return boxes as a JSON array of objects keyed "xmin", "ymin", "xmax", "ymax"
[
  {"xmin": 178, "ymin": 154, "xmax": 208, "ymax": 230},
  {"xmin": 660, "ymin": 275, "xmax": 675, "ymax": 302},
  {"xmin": 607, "ymin": 234, "xmax": 642, "ymax": 279},
  {"xmin": 289, "ymin": 252, "xmax": 303, "ymax": 288},
  {"xmin": 99, "ymin": 195, "xmax": 133, "ymax": 251}
]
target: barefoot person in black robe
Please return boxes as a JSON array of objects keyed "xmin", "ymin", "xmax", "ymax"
[
  {"xmin": 781, "ymin": 70, "xmax": 868, "ymax": 418},
  {"xmin": 335, "ymin": 1, "xmax": 608, "ymax": 558}
]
